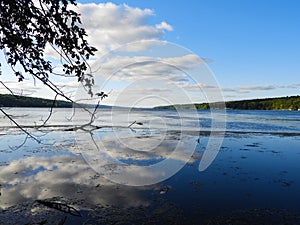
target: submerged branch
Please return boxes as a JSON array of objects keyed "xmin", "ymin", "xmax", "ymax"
[
  {"xmin": 36, "ymin": 199, "xmax": 82, "ymax": 217},
  {"xmin": 36, "ymin": 93, "xmax": 58, "ymax": 129}
]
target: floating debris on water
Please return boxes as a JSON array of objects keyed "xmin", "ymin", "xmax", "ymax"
[{"xmin": 156, "ymin": 185, "xmax": 171, "ymax": 194}]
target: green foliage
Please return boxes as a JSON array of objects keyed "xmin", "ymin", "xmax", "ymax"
[
  {"xmin": 225, "ymin": 96, "xmax": 300, "ymax": 110},
  {"xmin": 0, "ymin": 94, "xmax": 72, "ymax": 107}
]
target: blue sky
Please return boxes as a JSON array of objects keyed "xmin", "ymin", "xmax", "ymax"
[
  {"xmin": 0, "ymin": 0, "xmax": 299, "ymax": 105},
  {"xmin": 87, "ymin": 0, "xmax": 300, "ymax": 101},
  {"xmin": 101, "ymin": 0, "xmax": 300, "ymax": 99}
]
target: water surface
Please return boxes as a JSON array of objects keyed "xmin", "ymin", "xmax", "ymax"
[{"xmin": 0, "ymin": 108, "xmax": 300, "ymax": 224}]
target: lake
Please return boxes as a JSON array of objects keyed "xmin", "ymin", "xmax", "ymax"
[{"xmin": 0, "ymin": 108, "xmax": 300, "ymax": 224}]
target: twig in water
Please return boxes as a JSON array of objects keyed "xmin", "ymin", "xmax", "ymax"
[
  {"xmin": 128, "ymin": 121, "xmax": 143, "ymax": 128},
  {"xmin": 128, "ymin": 121, "xmax": 137, "ymax": 128},
  {"xmin": 36, "ymin": 200, "xmax": 82, "ymax": 217}
]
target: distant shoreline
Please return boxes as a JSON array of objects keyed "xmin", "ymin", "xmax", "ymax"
[
  {"xmin": 0, "ymin": 94, "xmax": 72, "ymax": 108},
  {"xmin": 154, "ymin": 95, "xmax": 300, "ymax": 111},
  {"xmin": 1, "ymin": 94, "xmax": 300, "ymax": 110}
]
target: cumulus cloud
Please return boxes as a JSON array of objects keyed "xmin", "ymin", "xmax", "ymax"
[
  {"xmin": 74, "ymin": 3, "xmax": 172, "ymax": 53},
  {"xmin": 43, "ymin": 2, "xmax": 174, "ymax": 71},
  {"xmin": 37, "ymin": 2, "xmax": 178, "ymax": 103},
  {"xmin": 156, "ymin": 21, "xmax": 173, "ymax": 31}
]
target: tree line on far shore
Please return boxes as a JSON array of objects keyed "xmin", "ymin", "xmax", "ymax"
[
  {"xmin": 0, "ymin": 94, "xmax": 72, "ymax": 108},
  {"xmin": 155, "ymin": 95, "xmax": 300, "ymax": 111},
  {"xmin": 1, "ymin": 94, "xmax": 300, "ymax": 110}
]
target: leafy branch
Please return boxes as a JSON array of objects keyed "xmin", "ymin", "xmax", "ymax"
[{"xmin": 0, "ymin": 0, "xmax": 101, "ymax": 145}]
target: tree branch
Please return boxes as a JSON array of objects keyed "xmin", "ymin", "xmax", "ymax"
[{"xmin": 0, "ymin": 108, "xmax": 40, "ymax": 143}]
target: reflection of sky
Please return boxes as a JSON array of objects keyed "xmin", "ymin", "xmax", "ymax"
[
  {"xmin": 1, "ymin": 128, "xmax": 300, "ymax": 223},
  {"xmin": 0, "ymin": 128, "xmax": 200, "ymax": 209},
  {"xmin": 1, "ymin": 109, "xmax": 300, "ymax": 223},
  {"xmin": 0, "ymin": 154, "xmax": 152, "ymax": 209},
  {"xmin": 0, "ymin": 128, "xmax": 201, "ymax": 223}
]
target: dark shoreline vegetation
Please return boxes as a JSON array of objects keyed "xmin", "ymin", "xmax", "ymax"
[
  {"xmin": 0, "ymin": 94, "xmax": 73, "ymax": 108},
  {"xmin": 1, "ymin": 94, "xmax": 300, "ymax": 110},
  {"xmin": 155, "ymin": 95, "xmax": 300, "ymax": 111}
]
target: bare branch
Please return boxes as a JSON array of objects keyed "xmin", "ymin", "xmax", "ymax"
[
  {"xmin": 128, "ymin": 121, "xmax": 137, "ymax": 128},
  {"xmin": 0, "ymin": 80, "xmax": 16, "ymax": 96},
  {"xmin": 0, "ymin": 108, "xmax": 40, "ymax": 143}
]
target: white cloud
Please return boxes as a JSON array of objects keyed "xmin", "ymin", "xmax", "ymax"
[
  {"xmin": 221, "ymin": 83, "xmax": 300, "ymax": 94},
  {"xmin": 73, "ymin": 52, "xmax": 211, "ymax": 106},
  {"xmin": 239, "ymin": 85, "xmax": 276, "ymax": 91},
  {"xmin": 0, "ymin": 80, "xmax": 43, "ymax": 96},
  {"xmin": 156, "ymin": 21, "xmax": 173, "ymax": 31},
  {"xmin": 0, "ymin": 78, "xmax": 79, "ymax": 100},
  {"xmin": 43, "ymin": 2, "xmax": 174, "ymax": 72},
  {"xmin": 74, "ymin": 3, "xmax": 172, "ymax": 53},
  {"xmin": 92, "ymin": 54, "xmax": 202, "ymax": 82},
  {"xmin": 180, "ymin": 83, "xmax": 219, "ymax": 92},
  {"xmin": 39, "ymin": 2, "xmax": 175, "ymax": 100},
  {"xmin": 286, "ymin": 83, "xmax": 300, "ymax": 88}
]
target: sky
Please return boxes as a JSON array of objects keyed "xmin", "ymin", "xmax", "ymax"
[{"xmin": 0, "ymin": 0, "xmax": 299, "ymax": 106}]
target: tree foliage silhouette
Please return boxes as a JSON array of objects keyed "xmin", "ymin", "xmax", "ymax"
[
  {"xmin": 0, "ymin": 0, "xmax": 96, "ymax": 93},
  {"xmin": 0, "ymin": 0, "xmax": 102, "ymax": 145}
]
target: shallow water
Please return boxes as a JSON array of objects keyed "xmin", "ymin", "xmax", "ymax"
[{"xmin": 0, "ymin": 108, "xmax": 300, "ymax": 224}]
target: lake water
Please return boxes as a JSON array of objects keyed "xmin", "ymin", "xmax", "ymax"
[{"xmin": 0, "ymin": 108, "xmax": 300, "ymax": 224}]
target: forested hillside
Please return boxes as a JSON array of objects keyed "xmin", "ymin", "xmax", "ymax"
[
  {"xmin": 155, "ymin": 96, "xmax": 300, "ymax": 110},
  {"xmin": 1, "ymin": 94, "xmax": 300, "ymax": 110},
  {"xmin": 225, "ymin": 96, "xmax": 300, "ymax": 110},
  {"xmin": 0, "ymin": 94, "xmax": 72, "ymax": 108}
]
